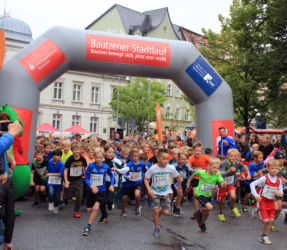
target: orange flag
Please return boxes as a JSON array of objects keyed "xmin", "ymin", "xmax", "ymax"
[
  {"xmin": 156, "ymin": 102, "xmax": 163, "ymax": 142},
  {"xmin": 0, "ymin": 29, "xmax": 5, "ymax": 71}
]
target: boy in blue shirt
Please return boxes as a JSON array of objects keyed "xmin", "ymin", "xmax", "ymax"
[
  {"xmin": 46, "ymin": 149, "xmax": 65, "ymax": 214},
  {"xmin": 43, "ymin": 142, "xmax": 53, "ymax": 160},
  {"xmin": 83, "ymin": 147, "xmax": 114, "ymax": 236},
  {"xmin": 119, "ymin": 148, "xmax": 146, "ymax": 218}
]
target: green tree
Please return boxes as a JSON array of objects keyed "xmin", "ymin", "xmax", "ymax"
[
  {"xmin": 109, "ymin": 77, "xmax": 167, "ymax": 133},
  {"xmin": 200, "ymin": 0, "xmax": 287, "ymax": 127}
]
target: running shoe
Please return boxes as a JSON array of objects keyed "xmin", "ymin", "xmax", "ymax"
[
  {"xmin": 226, "ymin": 201, "xmax": 231, "ymax": 207},
  {"xmin": 241, "ymin": 206, "xmax": 248, "ymax": 213},
  {"xmin": 59, "ymin": 200, "xmax": 64, "ymax": 206},
  {"xmin": 129, "ymin": 199, "xmax": 136, "ymax": 205},
  {"xmin": 180, "ymin": 211, "xmax": 185, "ymax": 215},
  {"xmin": 72, "ymin": 196, "xmax": 76, "ymax": 201},
  {"xmin": 284, "ymin": 210, "xmax": 287, "ymax": 224},
  {"xmin": 48, "ymin": 202, "xmax": 54, "ymax": 211},
  {"xmin": 252, "ymin": 208, "xmax": 258, "ymax": 219},
  {"xmin": 118, "ymin": 211, "xmax": 127, "ymax": 219},
  {"xmin": 199, "ymin": 223, "xmax": 208, "ymax": 233},
  {"xmin": 218, "ymin": 214, "xmax": 225, "ymax": 222},
  {"xmin": 191, "ymin": 212, "xmax": 196, "ymax": 220},
  {"xmin": 260, "ymin": 235, "xmax": 272, "ymax": 245},
  {"xmin": 83, "ymin": 226, "xmax": 90, "ymax": 236},
  {"xmin": 196, "ymin": 210, "xmax": 202, "ymax": 225},
  {"xmin": 136, "ymin": 206, "xmax": 141, "ymax": 216},
  {"xmin": 14, "ymin": 209, "xmax": 22, "ymax": 216},
  {"xmin": 74, "ymin": 212, "xmax": 81, "ymax": 218},
  {"xmin": 153, "ymin": 228, "xmax": 160, "ymax": 237},
  {"xmin": 32, "ymin": 201, "xmax": 40, "ymax": 207},
  {"xmin": 99, "ymin": 216, "xmax": 108, "ymax": 223},
  {"xmin": 251, "ymin": 199, "xmax": 255, "ymax": 205},
  {"xmin": 211, "ymin": 199, "xmax": 214, "ymax": 205},
  {"xmin": 231, "ymin": 207, "xmax": 241, "ymax": 217},
  {"xmin": 53, "ymin": 206, "xmax": 58, "ymax": 214},
  {"xmin": 64, "ymin": 199, "xmax": 69, "ymax": 206},
  {"xmin": 174, "ymin": 208, "xmax": 181, "ymax": 217},
  {"xmin": 271, "ymin": 224, "xmax": 279, "ymax": 232},
  {"xmin": 108, "ymin": 204, "xmax": 113, "ymax": 211},
  {"xmin": 147, "ymin": 199, "xmax": 152, "ymax": 207}
]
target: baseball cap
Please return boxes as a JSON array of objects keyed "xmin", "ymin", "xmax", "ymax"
[{"xmin": 274, "ymin": 150, "xmax": 284, "ymax": 159}]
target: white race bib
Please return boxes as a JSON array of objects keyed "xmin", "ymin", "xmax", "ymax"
[
  {"xmin": 90, "ymin": 174, "xmax": 103, "ymax": 187},
  {"xmin": 48, "ymin": 176, "xmax": 62, "ymax": 185},
  {"xmin": 70, "ymin": 166, "xmax": 82, "ymax": 177},
  {"xmin": 36, "ymin": 167, "xmax": 46, "ymax": 175},
  {"xmin": 262, "ymin": 185, "xmax": 277, "ymax": 199},
  {"xmin": 129, "ymin": 172, "xmax": 142, "ymax": 182},
  {"xmin": 200, "ymin": 183, "xmax": 215, "ymax": 193},
  {"xmin": 106, "ymin": 174, "xmax": 111, "ymax": 182},
  {"xmin": 179, "ymin": 172, "xmax": 186, "ymax": 178},
  {"xmin": 153, "ymin": 174, "xmax": 169, "ymax": 187},
  {"xmin": 224, "ymin": 176, "xmax": 234, "ymax": 185}
]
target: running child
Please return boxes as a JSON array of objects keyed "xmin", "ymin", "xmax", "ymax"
[
  {"xmin": 82, "ymin": 147, "xmax": 114, "ymax": 235},
  {"xmin": 64, "ymin": 142, "xmax": 87, "ymax": 218},
  {"xmin": 30, "ymin": 148, "xmax": 48, "ymax": 207},
  {"xmin": 250, "ymin": 159, "xmax": 283, "ymax": 245},
  {"xmin": 144, "ymin": 149, "xmax": 182, "ymax": 237},
  {"xmin": 187, "ymin": 158, "xmax": 227, "ymax": 233},
  {"xmin": 46, "ymin": 149, "xmax": 65, "ymax": 214}
]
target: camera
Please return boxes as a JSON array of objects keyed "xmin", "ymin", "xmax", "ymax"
[{"xmin": 0, "ymin": 122, "xmax": 13, "ymax": 132}]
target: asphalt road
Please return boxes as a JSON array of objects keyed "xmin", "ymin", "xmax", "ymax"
[{"xmin": 12, "ymin": 198, "xmax": 286, "ymax": 250}]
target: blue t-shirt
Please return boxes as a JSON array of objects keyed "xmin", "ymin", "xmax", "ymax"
[
  {"xmin": 145, "ymin": 161, "xmax": 152, "ymax": 172},
  {"xmin": 245, "ymin": 161, "xmax": 264, "ymax": 185},
  {"xmin": 85, "ymin": 162, "xmax": 114, "ymax": 192},
  {"xmin": 43, "ymin": 151, "xmax": 53, "ymax": 160},
  {"xmin": 46, "ymin": 160, "xmax": 65, "ymax": 192},
  {"xmin": 173, "ymin": 163, "xmax": 192, "ymax": 184},
  {"xmin": 118, "ymin": 156, "xmax": 133, "ymax": 163},
  {"xmin": 125, "ymin": 161, "xmax": 146, "ymax": 187}
]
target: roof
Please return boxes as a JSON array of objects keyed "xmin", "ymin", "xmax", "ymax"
[
  {"xmin": 142, "ymin": 7, "xmax": 168, "ymax": 33},
  {"xmin": 37, "ymin": 122, "xmax": 60, "ymax": 132},
  {"xmin": 63, "ymin": 124, "xmax": 91, "ymax": 134},
  {"xmin": 172, "ymin": 24, "xmax": 186, "ymax": 41},
  {"xmin": 0, "ymin": 16, "xmax": 33, "ymax": 43}
]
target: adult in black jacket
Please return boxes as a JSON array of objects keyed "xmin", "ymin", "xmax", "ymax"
[
  {"xmin": 238, "ymin": 135, "xmax": 250, "ymax": 159},
  {"xmin": 259, "ymin": 134, "xmax": 274, "ymax": 160}
]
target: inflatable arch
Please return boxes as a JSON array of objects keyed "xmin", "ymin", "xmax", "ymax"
[{"xmin": 0, "ymin": 26, "xmax": 234, "ymax": 162}]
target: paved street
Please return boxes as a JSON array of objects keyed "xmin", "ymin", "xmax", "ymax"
[{"xmin": 12, "ymin": 198, "xmax": 286, "ymax": 250}]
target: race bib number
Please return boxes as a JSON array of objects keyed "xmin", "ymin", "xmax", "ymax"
[
  {"xmin": 36, "ymin": 167, "xmax": 46, "ymax": 175},
  {"xmin": 70, "ymin": 166, "xmax": 82, "ymax": 177},
  {"xmin": 224, "ymin": 176, "xmax": 234, "ymax": 185},
  {"xmin": 262, "ymin": 185, "xmax": 277, "ymax": 199},
  {"xmin": 90, "ymin": 174, "xmax": 103, "ymax": 187},
  {"xmin": 153, "ymin": 175, "xmax": 169, "ymax": 187},
  {"xmin": 48, "ymin": 176, "xmax": 62, "ymax": 185},
  {"xmin": 129, "ymin": 172, "xmax": 142, "ymax": 182},
  {"xmin": 200, "ymin": 183, "xmax": 215, "ymax": 193},
  {"xmin": 179, "ymin": 172, "xmax": 186, "ymax": 178}
]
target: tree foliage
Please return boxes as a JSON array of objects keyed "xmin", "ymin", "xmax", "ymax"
[
  {"xmin": 109, "ymin": 77, "xmax": 167, "ymax": 132},
  {"xmin": 200, "ymin": 0, "xmax": 287, "ymax": 127}
]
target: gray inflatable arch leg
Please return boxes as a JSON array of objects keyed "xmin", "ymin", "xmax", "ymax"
[{"xmin": 0, "ymin": 26, "xmax": 234, "ymax": 162}]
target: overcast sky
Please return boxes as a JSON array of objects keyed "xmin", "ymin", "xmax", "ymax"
[{"xmin": 1, "ymin": 0, "xmax": 233, "ymax": 39}]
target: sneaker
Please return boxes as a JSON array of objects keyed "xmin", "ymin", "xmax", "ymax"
[
  {"xmin": 218, "ymin": 214, "xmax": 225, "ymax": 222},
  {"xmin": 260, "ymin": 235, "xmax": 272, "ymax": 245},
  {"xmin": 72, "ymin": 196, "xmax": 76, "ymax": 201},
  {"xmin": 174, "ymin": 208, "xmax": 181, "ymax": 217},
  {"xmin": 284, "ymin": 210, "xmax": 287, "ymax": 224},
  {"xmin": 53, "ymin": 206, "xmax": 58, "ymax": 214},
  {"xmin": 32, "ymin": 201, "xmax": 40, "ymax": 207},
  {"xmin": 14, "ymin": 209, "xmax": 22, "ymax": 216},
  {"xmin": 241, "ymin": 206, "xmax": 248, "ymax": 213},
  {"xmin": 191, "ymin": 212, "xmax": 196, "ymax": 220},
  {"xmin": 252, "ymin": 208, "xmax": 258, "ymax": 219},
  {"xmin": 74, "ymin": 212, "xmax": 81, "ymax": 218},
  {"xmin": 196, "ymin": 210, "xmax": 202, "ymax": 225},
  {"xmin": 136, "ymin": 206, "xmax": 141, "ymax": 216},
  {"xmin": 147, "ymin": 199, "xmax": 152, "ymax": 207},
  {"xmin": 231, "ymin": 207, "xmax": 241, "ymax": 217},
  {"xmin": 118, "ymin": 211, "xmax": 127, "ymax": 219},
  {"xmin": 199, "ymin": 223, "xmax": 208, "ymax": 233},
  {"xmin": 59, "ymin": 200, "xmax": 64, "ymax": 206},
  {"xmin": 226, "ymin": 201, "xmax": 231, "ymax": 207},
  {"xmin": 180, "ymin": 211, "xmax": 185, "ymax": 215},
  {"xmin": 118, "ymin": 203, "xmax": 122, "ymax": 209},
  {"xmin": 83, "ymin": 226, "xmax": 90, "ymax": 236},
  {"xmin": 153, "ymin": 228, "xmax": 160, "ymax": 237},
  {"xmin": 48, "ymin": 202, "xmax": 54, "ymax": 211},
  {"xmin": 271, "ymin": 224, "xmax": 279, "ymax": 232},
  {"xmin": 99, "ymin": 216, "xmax": 108, "ymax": 223},
  {"xmin": 251, "ymin": 199, "xmax": 255, "ymax": 205},
  {"xmin": 108, "ymin": 204, "xmax": 113, "ymax": 211},
  {"xmin": 211, "ymin": 198, "xmax": 214, "ymax": 205},
  {"xmin": 64, "ymin": 199, "xmax": 69, "ymax": 205},
  {"xmin": 129, "ymin": 200, "xmax": 136, "ymax": 205}
]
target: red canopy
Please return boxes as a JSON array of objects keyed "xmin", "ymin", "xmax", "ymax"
[
  {"xmin": 63, "ymin": 124, "xmax": 91, "ymax": 134},
  {"xmin": 37, "ymin": 122, "xmax": 60, "ymax": 132}
]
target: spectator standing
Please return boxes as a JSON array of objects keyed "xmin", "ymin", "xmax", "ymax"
[
  {"xmin": 259, "ymin": 134, "xmax": 274, "ymax": 160},
  {"xmin": 217, "ymin": 127, "xmax": 237, "ymax": 157}
]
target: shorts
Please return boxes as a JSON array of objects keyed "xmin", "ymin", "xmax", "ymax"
[
  {"xmin": 151, "ymin": 194, "xmax": 171, "ymax": 211},
  {"xmin": 123, "ymin": 184, "xmax": 142, "ymax": 196},
  {"xmin": 217, "ymin": 185, "xmax": 236, "ymax": 201},
  {"xmin": 243, "ymin": 182, "xmax": 251, "ymax": 194},
  {"xmin": 86, "ymin": 191, "xmax": 106, "ymax": 208},
  {"xmin": 33, "ymin": 177, "xmax": 46, "ymax": 187},
  {"xmin": 196, "ymin": 195, "xmax": 212, "ymax": 207},
  {"xmin": 259, "ymin": 208, "xmax": 275, "ymax": 221},
  {"xmin": 191, "ymin": 179, "xmax": 199, "ymax": 188}
]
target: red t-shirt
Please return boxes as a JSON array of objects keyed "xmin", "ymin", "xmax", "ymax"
[{"xmin": 188, "ymin": 154, "xmax": 210, "ymax": 180}]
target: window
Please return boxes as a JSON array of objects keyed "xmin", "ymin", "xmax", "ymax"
[
  {"xmin": 53, "ymin": 114, "xmax": 61, "ymax": 130},
  {"xmin": 90, "ymin": 117, "xmax": 98, "ymax": 133},
  {"xmin": 73, "ymin": 84, "xmax": 81, "ymax": 101},
  {"xmin": 176, "ymin": 87, "xmax": 180, "ymax": 97},
  {"xmin": 166, "ymin": 107, "xmax": 171, "ymax": 119},
  {"xmin": 72, "ymin": 116, "xmax": 81, "ymax": 126},
  {"xmin": 91, "ymin": 87, "xmax": 99, "ymax": 103},
  {"xmin": 167, "ymin": 85, "xmax": 171, "ymax": 96},
  {"xmin": 163, "ymin": 27, "xmax": 167, "ymax": 33},
  {"xmin": 185, "ymin": 110, "xmax": 189, "ymax": 121},
  {"xmin": 175, "ymin": 108, "xmax": 180, "ymax": 120},
  {"xmin": 54, "ymin": 82, "xmax": 62, "ymax": 99}
]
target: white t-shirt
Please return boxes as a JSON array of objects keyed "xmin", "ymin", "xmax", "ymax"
[{"xmin": 145, "ymin": 164, "xmax": 179, "ymax": 196}]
